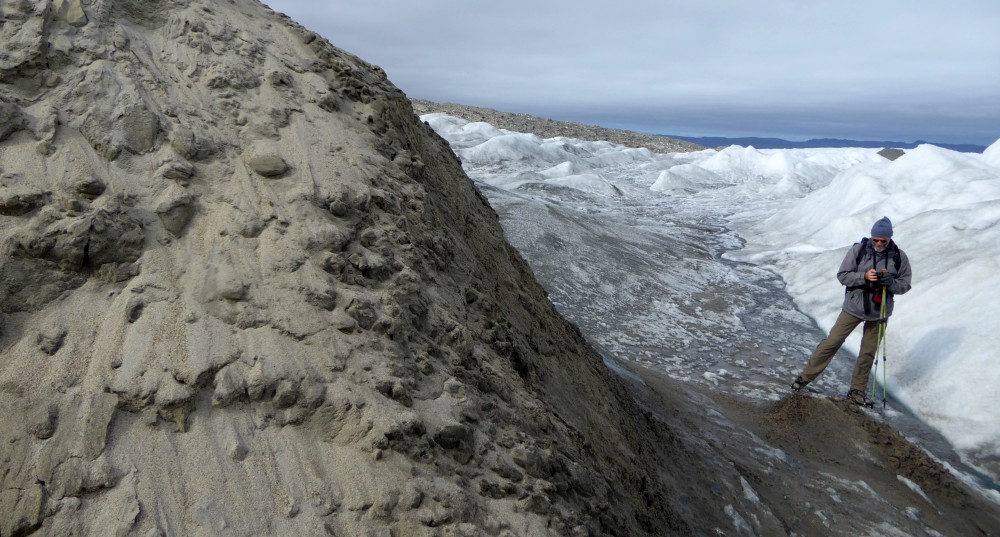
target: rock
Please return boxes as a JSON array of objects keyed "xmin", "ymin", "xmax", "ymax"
[
  {"xmin": 31, "ymin": 208, "xmax": 144, "ymax": 270},
  {"xmin": 0, "ymin": 185, "xmax": 47, "ymax": 216},
  {"xmin": 878, "ymin": 147, "xmax": 905, "ymax": 161},
  {"xmin": 416, "ymin": 506, "xmax": 451, "ymax": 528},
  {"xmin": 331, "ymin": 310, "xmax": 358, "ymax": 333},
  {"xmin": 272, "ymin": 378, "xmax": 301, "ymax": 409},
  {"xmin": 242, "ymin": 362, "xmax": 267, "ymax": 402},
  {"xmin": 372, "ymin": 489, "xmax": 399, "ymax": 519},
  {"xmin": 228, "ymin": 438, "xmax": 249, "ymax": 461},
  {"xmin": 113, "ymin": 94, "xmax": 160, "ymax": 155},
  {"xmin": 201, "ymin": 262, "xmax": 249, "ymax": 303},
  {"xmin": 212, "ymin": 364, "xmax": 248, "ymax": 407},
  {"xmin": 267, "ymin": 70, "xmax": 293, "ymax": 88},
  {"xmin": 27, "ymin": 403, "xmax": 59, "ymax": 439},
  {"xmin": 325, "ymin": 185, "xmax": 370, "ymax": 216},
  {"xmin": 158, "ymin": 159, "xmax": 196, "ymax": 182},
  {"xmin": 282, "ymin": 496, "xmax": 299, "ymax": 517},
  {"xmin": 204, "ymin": 62, "xmax": 261, "ymax": 91},
  {"xmin": 78, "ymin": 79, "xmax": 159, "ymax": 159},
  {"xmin": 36, "ymin": 325, "xmax": 67, "ymax": 355},
  {"xmin": 243, "ymin": 142, "xmax": 289, "ymax": 177},
  {"xmin": 94, "ymin": 262, "xmax": 141, "ymax": 283},
  {"xmin": 345, "ymin": 298, "xmax": 377, "ymax": 330},
  {"xmin": 48, "ymin": 457, "xmax": 88, "ymax": 500},
  {"xmin": 400, "ymin": 483, "xmax": 424, "ymax": 510},
  {"xmin": 299, "ymin": 380, "xmax": 327, "ymax": 409},
  {"xmin": 155, "ymin": 191, "xmax": 197, "ymax": 235},
  {"xmin": 125, "ymin": 296, "xmax": 144, "ymax": 323},
  {"xmin": 169, "ymin": 126, "xmax": 217, "ymax": 161},
  {"xmin": 434, "ymin": 424, "xmax": 474, "ymax": 463},
  {"xmin": 73, "ymin": 176, "xmax": 106, "ymax": 199},
  {"xmin": 53, "ymin": 0, "xmax": 88, "ymax": 26},
  {"xmin": 518, "ymin": 493, "xmax": 551, "ymax": 515},
  {"xmin": 486, "ymin": 452, "xmax": 523, "ymax": 483},
  {"xmin": 0, "ymin": 100, "xmax": 24, "ymax": 141},
  {"xmin": 0, "ymin": 205, "xmax": 144, "ymax": 312},
  {"xmin": 236, "ymin": 213, "xmax": 268, "ymax": 238},
  {"xmin": 81, "ymin": 392, "xmax": 120, "ymax": 460},
  {"xmin": 0, "ymin": 484, "xmax": 45, "ymax": 537},
  {"xmin": 443, "ymin": 377, "xmax": 465, "ymax": 397},
  {"xmin": 511, "ymin": 446, "xmax": 556, "ymax": 478},
  {"xmin": 0, "ymin": 258, "xmax": 86, "ymax": 313}
]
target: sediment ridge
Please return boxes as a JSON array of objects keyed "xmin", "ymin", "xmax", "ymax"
[
  {"xmin": 0, "ymin": 1, "xmax": 715, "ymax": 535},
  {"xmin": 411, "ymin": 99, "xmax": 703, "ymax": 154}
]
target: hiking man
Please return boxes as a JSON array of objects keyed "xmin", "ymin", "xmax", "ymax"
[{"xmin": 790, "ymin": 216, "xmax": 912, "ymax": 406}]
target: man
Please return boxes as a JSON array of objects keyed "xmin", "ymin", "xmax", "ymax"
[{"xmin": 790, "ymin": 216, "xmax": 912, "ymax": 406}]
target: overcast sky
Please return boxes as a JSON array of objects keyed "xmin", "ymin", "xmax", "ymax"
[{"xmin": 263, "ymin": 1, "xmax": 1000, "ymax": 145}]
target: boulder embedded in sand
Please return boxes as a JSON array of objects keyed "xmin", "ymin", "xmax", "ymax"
[{"xmin": 243, "ymin": 141, "xmax": 290, "ymax": 177}]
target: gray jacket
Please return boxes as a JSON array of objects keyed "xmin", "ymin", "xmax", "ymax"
[{"xmin": 837, "ymin": 240, "xmax": 912, "ymax": 321}]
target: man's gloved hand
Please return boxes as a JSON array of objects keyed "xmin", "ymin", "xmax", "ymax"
[{"xmin": 879, "ymin": 272, "xmax": 894, "ymax": 287}]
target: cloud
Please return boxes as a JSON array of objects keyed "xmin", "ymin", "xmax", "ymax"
[{"xmin": 263, "ymin": 1, "xmax": 1000, "ymax": 144}]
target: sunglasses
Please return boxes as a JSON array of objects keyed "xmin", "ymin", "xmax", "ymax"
[{"xmin": 871, "ymin": 238, "xmax": 889, "ymax": 244}]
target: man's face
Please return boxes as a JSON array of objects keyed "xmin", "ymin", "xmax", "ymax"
[{"xmin": 871, "ymin": 236, "xmax": 890, "ymax": 252}]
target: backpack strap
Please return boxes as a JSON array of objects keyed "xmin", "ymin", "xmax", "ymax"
[
  {"xmin": 847, "ymin": 239, "xmax": 871, "ymax": 309},
  {"xmin": 854, "ymin": 237, "xmax": 901, "ymax": 272},
  {"xmin": 854, "ymin": 237, "xmax": 869, "ymax": 266},
  {"xmin": 848, "ymin": 238, "xmax": 877, "ymax": 316},
  {"xmin": 888, "ymin": 241, "xmax": 901, "ymax": 272}
]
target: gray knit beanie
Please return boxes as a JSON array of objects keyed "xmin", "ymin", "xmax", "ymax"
[{"xmin": 871, "ymin": 216, "xmax": 893, "ymax": 237}]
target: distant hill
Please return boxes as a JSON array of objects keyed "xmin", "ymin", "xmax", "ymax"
[{"xmin": 663, "ymin": 135, "xmax": 987, "ymax": 153}]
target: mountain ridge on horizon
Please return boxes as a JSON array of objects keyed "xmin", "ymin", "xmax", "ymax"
[{"xmin": 663, "ymin": 134, "xmax": 987, "ymax": 153}]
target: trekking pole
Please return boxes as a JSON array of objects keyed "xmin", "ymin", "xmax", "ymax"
[
  {"xmin": 882, "ymin": 325, "xmax": 888, "ymax": 409},
  {"xmin": 870, "ymin": 285, "xmax": 888, "ymax": 406},
  {"xmin": 878, "ymin": 286, "xmax": 888, "ymax": 408},
  {"xmin": 870, "ymin": 344, "xmax": 879, "ymax": 403}
]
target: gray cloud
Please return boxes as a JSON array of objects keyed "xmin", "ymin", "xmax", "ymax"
[{"xmin": 264, "ymin": 1, "xmax": 1000, "ymax": 145}]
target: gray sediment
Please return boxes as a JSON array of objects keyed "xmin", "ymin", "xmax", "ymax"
[{"xmin": 411, "ymin": 99, "xmax": 703, "ymax": 154}]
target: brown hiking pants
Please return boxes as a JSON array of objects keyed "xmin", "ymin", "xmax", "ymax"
[{"xmin": 799, "ymin": 310, "xmax": 881, "ymax": 393}]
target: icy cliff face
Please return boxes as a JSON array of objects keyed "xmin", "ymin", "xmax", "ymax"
[{"xmin": 0, "ymin": 1, "xmax": 685, "ymax": 535}]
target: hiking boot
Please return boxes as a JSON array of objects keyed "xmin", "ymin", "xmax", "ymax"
[
  {"xmin": 790, "ymin": 376, "xmax": 809, "ymax": 392},
  {"xmin": 847, "ymin": 389, "xmax": 874, "ymax": 407}
]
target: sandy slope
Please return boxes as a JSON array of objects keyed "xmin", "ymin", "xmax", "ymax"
[
  {"xmin": 0, "ymin": 0, "xmax": 643, "ymax": 534},
  {"xmin": 0, "ymin": 1, "xmax": 740, "ymax": 535}
]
